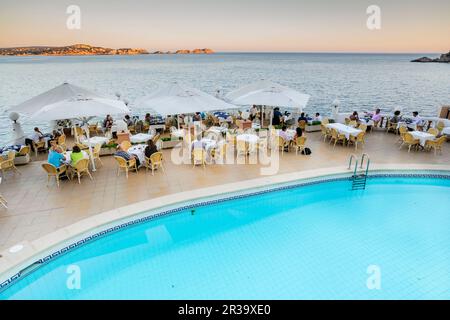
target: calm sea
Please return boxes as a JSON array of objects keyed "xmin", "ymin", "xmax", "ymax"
[{"xmin": 0, "ymin": 53, "xmax": 449, "ymax": 144}]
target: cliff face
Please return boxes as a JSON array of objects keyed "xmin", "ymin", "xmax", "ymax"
[
  {"xmin": 0, "ymin": 44, "xmax": 149, "ymax": 56},
  {"xmin": 411, "ymin": 51, "xmax": 450, "ymax": 63}
]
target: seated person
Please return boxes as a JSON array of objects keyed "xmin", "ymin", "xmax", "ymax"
[
  {"xmin": 272, "ymin": 107, "xmax": 282, "ymax": 126},
  {"xmin": 297, "ymin": 112, "xmax": 308, "ymax": 123},
  {"xmin": 70, "ymin": 145, "xmax": 84, "ymax": 164},
  {"xmin": 124, "ymin": 115, "xmax": 134, "ymax": 127},
  {"xmin": 279, "ymin": 125, "xmax": 290, "ymax": 141},
  {"xmin": 249, "ymin": 106, "xmax": 258, "ymax": 121},
  {"xmin": 313, "ymin": 113, "xmax": 322, "ymax": 122},
  {"xmin": 144, "ymin": 113, "xmax": 151, "ymax": 125},
  {"xmin": 103, "ymin": 115, "xmax": 113, "ymax": 131},
  {"xmin": 115, "ymin": 146, "xmax": 140, "ymax": 167},
  {"xmin": 191, "ymin": 136, "xmax": 205, "ymax": 151},
  {"xmin": 193, "ymin": 112, "xmax": 202, "ymax": 122},
  {"xmin": 411, "ymin": 111, "xmax": 424, "ymax": 131},
  {"xmin": 144, "ymin": 140, "xmax": 158, "ymax": 158},
  {"xmin": 47, "ymin": 146, "xmax": 65, "ymax": 168},
  {"xmin": 25, "ymin": 127, "xmax": 44, "ymax": 152},
  {"xmin": 349, "ymin": 111, "xmax": 360, "ymax": 122},
  {"xmin": 371, "ymin": 108, "xmax": 382, "ymax": 125},
  {"xmin": 294, "ymin": 127, "xmax": 303, "ymax": 139},
  {"xmin": 390, "ymin": 110, "xmax": 402, "ymax": 123}
]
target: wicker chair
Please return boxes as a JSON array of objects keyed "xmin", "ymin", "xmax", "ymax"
[
  {"xmin": 321, "ymin": 125, "xmax": 330, "ymax": 142},
  {"xmin": 0, "ymin": 151, "xmax": 20, "ymax": 177},
  {"xmin": 114, "ymin": 156, "xmax": 138, "ymax": 178},
  {"xmin": 277, "ymin": 136, "xmax": 288, "ymax": 155},
  {"xmin": 425, "ymin": 136, "xmax": 446, "ymax": 155},
  {"xmin": 294, "ymin": 136, "xmax": 307, "ymax": 155},
  {"xmin": 192, "ymin": 148, "xmax": 206, "ymax": 168},
  {"xmin": 144, "ymin": 152, "xmax": 164, "ymax": 175},
  {"xmin": 0, "ymin": 177, "xmax": 6, "ymax": 208},
  {"xmin": 329, "ymin": 129, "xmax": 346, "ymax": 148},
  {"xmin": 71, "ymin": 158, "xmax": 93, "ymax": 184},
  {"xmin": 427, "ymin": 128, "xmax": 439, "ymax": 137},
  {"xmin": 348, "ymin": 132, "xmax": 366, "ymax": 151},
  {"xmin": 41, "ymin": 163, "xmax": 68, "ymax": 187},
  {"xmin": 90, "ymin": 143, "xmax": 103, "ymax": 167},
  {"xmin": 399, "ymin": 133, "xmax": 420, "ymax": 152},
  {"xmin": 298, "ymin": 120, "xmax": 306, "ymax": 130},
  {"xmin": 120, "ymin": 141, "xmax": 132, "ymax": 151},
  {"xmin": 32, "ymin": 140, "xmax": 47, "ymax": 158}
]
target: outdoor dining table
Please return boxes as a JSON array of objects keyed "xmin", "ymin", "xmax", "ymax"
[
  {"xmin": 275, "ymin": 129, "xmax": 296, "ymax": 141},
  {"xmin": 130, "ymin": 133, "xmax": 154, "ymax": 144},
  {"xmin": 442, "ymin": 127, "xmax": 450, "ymax": 136},
  {"xmin": 236, "ymin": 134, "xmax": 259, "ymax": 144},
  {"xmin": 207, "ymin": 126, "xmax": 228, "ymax": 135},
  {"xmin": 410, "ymin": 131, "xmax": 435, "ymax": 147},
  {"xmin": 80, "ymin": 136, "xmax": 109, "ymax": 147},
  {"xmin": 326, "ymin": 123, "xmax": 362, "ymax": 139},
  {"xmin": 127, "ymin": 144, "xmax": 147, "ymax": 167}
]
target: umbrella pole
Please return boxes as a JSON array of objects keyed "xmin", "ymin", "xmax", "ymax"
[
  {"xmin": 82, "ymin": 120, "xmax": 96, "ymax": 172},
  {"xmin": 260, "ymin": 106, "xmax": 264, "ymax": 128}
]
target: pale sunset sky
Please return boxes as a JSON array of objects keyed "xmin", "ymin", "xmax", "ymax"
[{"xmin": 0, "ymin": 0, "xmax": 449, "ymax": 53}]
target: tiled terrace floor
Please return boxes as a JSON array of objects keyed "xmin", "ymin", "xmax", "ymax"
[{"xmin": 0, "ymin": 130, "xmax": 448, "ymax": 251}]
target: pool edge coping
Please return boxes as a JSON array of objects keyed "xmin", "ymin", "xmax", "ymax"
[{"xmin": 1, "ymin": 163, "xmax": 450, "ymax": 288}]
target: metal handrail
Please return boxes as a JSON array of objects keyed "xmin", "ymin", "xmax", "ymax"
[
  {"xmin": 348, "ymin": 154, "xmax": 357, "ymax": 170},
  {"xmin": 360, "ymin": 153, "xmax": 370, "ymax": 175}
]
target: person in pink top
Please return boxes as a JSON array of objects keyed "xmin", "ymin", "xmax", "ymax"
[{"xmin": 371, "ymin": 108, "xmax": 382, "ymax": 127}]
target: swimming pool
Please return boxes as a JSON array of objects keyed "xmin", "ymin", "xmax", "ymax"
[{"xmin": 1, "ymin": 173, "xmax": 450, "ymax": 299}]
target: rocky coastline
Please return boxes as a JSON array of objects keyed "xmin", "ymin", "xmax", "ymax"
[
  {"xmin": 411, "ymin": 51, "xmax": 450, "ymax": 63},
  {"xmin": 0, "ymin": 44, "xmax": 215, "ymax": 56}
]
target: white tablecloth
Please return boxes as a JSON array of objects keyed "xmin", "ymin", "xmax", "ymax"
[
  {"xmin": 360, "ymin": 118, "xmax": 375, "ymax": 126},
  {"xmin": 130, "ymin": 133, "xmax": 154, "ymax": 144},
  {"xmin": 410, "ymin": 131, "xmax": 435, "ymax": 147},
  {"xmin": 201, "ymin": 138, "xmax": 217, "ymax": 151},
  {"xmin": 237, "ymin": 134, "xmax": 259, "ymax": 144},
  {"xmin": 275, "ymin": 129, "xmax": 296, "ymax": 141},
  {"xmin": 128, "ymin": 145, "xmax": 146, "ymax": 166},
  {"xmin": 208, "ymin": 126, "xmax": 228, "ymax": 135},
  {"xmin": 80, "ymin": 136, "xmax": 109, "ymax": 147},
  {"xmin": 442, "ymin": 127, "xmax": 450, "ymax": 135},
  {"xmin": 326, "ymin": 123, "xmax": 362, "ymax": 139},
  {"xmin": 397, "ymin": 122, "xmax": 417, "ymax": 131}
]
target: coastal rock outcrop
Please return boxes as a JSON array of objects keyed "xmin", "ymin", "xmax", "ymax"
[{"xmin": 411, "ymin": 51, "xmax": 450, "ymax": 63}]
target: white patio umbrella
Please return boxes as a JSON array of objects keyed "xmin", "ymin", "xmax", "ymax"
[
  {"xmin": 12, "ymin": 82, "xmax": 104, "ymax": 115},
  {"xmin": 225, "ymin": 80, "xmax": 310, "ymax": 126},
  {"xmin": 136, "ymin": 83, "xmax": 236, "ymax": 158},
  {"xmin": 135, "ymin": 82, "xmax": 236, "ymax": 116},
  {"xmin": 30, "ymin": 96, "xmax": 130, "ymax": 171}
]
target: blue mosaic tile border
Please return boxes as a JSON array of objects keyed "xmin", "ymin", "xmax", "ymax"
[{"xmin": 1, "ymin": 171, "xmax": 449, "ymax": 291}]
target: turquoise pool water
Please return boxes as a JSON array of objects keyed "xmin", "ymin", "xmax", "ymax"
[{"xmin": 1, "ymin": 175, "xmax": 450, "ymax": 299}]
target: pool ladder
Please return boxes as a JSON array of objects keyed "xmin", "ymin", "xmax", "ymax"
[{"xmin": 348, "ymin": 153, "xmax": 370, "ymax": 190}]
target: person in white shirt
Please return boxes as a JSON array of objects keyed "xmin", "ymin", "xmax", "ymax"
[
  {"xmin": 25, "ymin": 127, "xmax": 44, "ymax": 152},
  {"xmin": 191, "ymin": 136, "xmax": 205, "ymax": 151},
  {"xmin": 411, "ymin": 111, "xmax": 424, "ymax": 130},
  {"xmin": 249, "ymin": 106, "xmax": 258, "ymax": 121},
  {"xmin": 313, "ymin": 113, "xmax": 322, "ymax": 122}
]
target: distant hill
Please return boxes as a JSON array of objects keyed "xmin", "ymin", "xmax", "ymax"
[
  {"xmin": 0, "ymin": 44, "xmax": 215, "ymax": 56},
  {"xmin": 0, "ymin": 44, "xmax": 149, "ymax": 56}
]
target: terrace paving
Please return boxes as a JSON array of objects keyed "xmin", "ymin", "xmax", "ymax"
[{"xmin": 0, "ymin": 129, "xmax": 448, "ymax": 251}]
